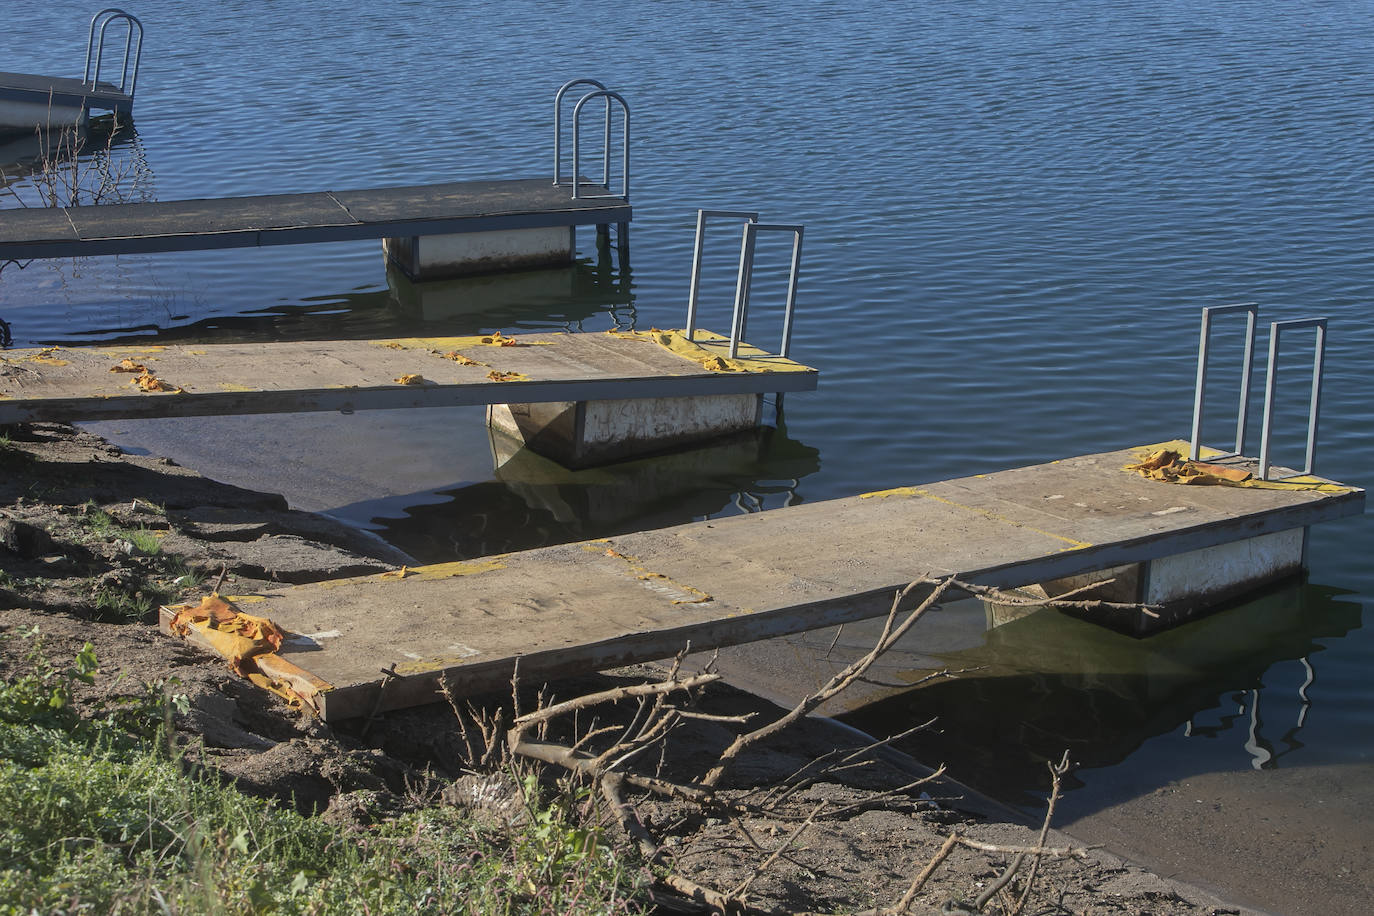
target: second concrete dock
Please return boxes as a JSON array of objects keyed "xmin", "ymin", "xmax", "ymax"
[{"xmin": 159, "ymin": 442, "xmax": 1363, "ymax": 720}]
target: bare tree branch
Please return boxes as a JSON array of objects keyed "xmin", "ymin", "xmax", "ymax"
[
  {"xmin": 1012, "ymin": 749, "xmax": 1073, "ymax": 915},
  {"xmin": 704, "ymin": 576, "xmax": 957, "ymax": 787}
]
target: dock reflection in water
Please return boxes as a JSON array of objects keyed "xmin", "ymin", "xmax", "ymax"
[
  {"xmin": 332, "ymin": 417, "xmax": 821, "ymax": 564},
  {"xmin": 34, "ymin": 252, "xmax": 634, "ymax": 350},
  {"xmin": 830, "ymin": 584, "xmax": 1361, "ymax": 813}
]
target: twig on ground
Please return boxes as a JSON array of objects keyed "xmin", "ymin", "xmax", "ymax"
[
  {"xmin": 731, "ymin": 802, "xmax": 827, "ymax": 899},
  {"xmin": 1011, "ymin": 749, "xmax": 1073, "ymax": 915},
  {"xmin": 889, "ymin": 832, "xmax": 961, "ymax": 915}
]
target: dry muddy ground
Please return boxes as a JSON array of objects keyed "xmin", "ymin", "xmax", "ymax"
[{"xmin": 0, "ymin": 422, "xmax": 1253, "ymax": 915}]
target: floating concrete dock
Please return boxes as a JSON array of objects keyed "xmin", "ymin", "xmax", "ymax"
[
  {"xmin": 0, "ymin": 71, "xmax": 133, "ymax": 133},
  {"xmin": 158, "ymin": 442, "xmax": 1362, "ymax": 720},
  {"xmin": 0, "ymin": 10, "xmax": 143, "ymax": 135},
  {"xmin": 0, "ymin": 179, "xmax": 630, "ymax": 278},
  {"xmin": 1, "ymin": 76, "xmax": 633, "ymax": 278},
  {"xmin": 0, "ymin": 329, "xmax": 813, "ymax": 424}
]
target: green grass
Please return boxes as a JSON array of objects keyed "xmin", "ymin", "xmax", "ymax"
[
  {"xmin": 0, "ymin": 630, "xmax": 648, "ymax": 915},
  {"xmin": 81, "ymin": 504, "xmax": 163, "ymax": 557},
  {"xmin": 64, "ymin": 503, "xmax": 206, "ymax": 621},
  {"xmin": 92, "ymin": 585, "xmax": 165, "ymax": 623}
]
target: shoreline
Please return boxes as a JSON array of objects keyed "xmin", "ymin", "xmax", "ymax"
[{"xmin": 2, "ymin": 420, "xmax": 1272, "ymax": 913}]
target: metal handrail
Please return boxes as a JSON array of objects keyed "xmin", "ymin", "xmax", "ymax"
[
  {"xmin": 1189, "ymin": 303, "xmax": 1258, "ymax": 461},
  {"xmin": 1258, "ymin": 317, "xmax": 1328, "ymax": 480},
  {"xmin": 570, "ymin": 90, "xmax": 629, "ymax": 200},
  {"xmin": 84, "ymin": 8, "xmax": 143, "ymax": 97},
  {"xmin": 553, "ymin": 78, "xmax": 608, "ymax": 187},
  {"xmin": 729, "ymin": 222, "xmax": 803, "ymax": 359},
  {"xmin": 685, "ymin": 209, "xmax": 759, "ymax": 341}
]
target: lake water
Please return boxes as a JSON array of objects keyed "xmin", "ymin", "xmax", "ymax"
[{"xmin": 4, "ymin": 0, "xmax": 1371, "ymax": 907}]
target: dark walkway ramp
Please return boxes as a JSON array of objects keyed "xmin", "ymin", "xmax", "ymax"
[{"xmin": 0, "ymin": 178, "xmax": 630, "ymax": 260}]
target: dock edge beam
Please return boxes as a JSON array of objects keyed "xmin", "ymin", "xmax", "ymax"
[
  {"xmin": 988, "ymin": 527, "xmax": 1310, "ymax": 636},
  {"xmin": 383, "ymin": 226, "xmax": 577, "ymax": 281},
  {"xmin": 487, "ymin": 393, "xmax": 765, "ymax": 468}
]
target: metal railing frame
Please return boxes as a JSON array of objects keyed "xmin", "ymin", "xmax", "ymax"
[
  {"xmin": 570, "ymin": 90, "xmax": 629, "ymax": 200},
  {"xmin": 685, "ymin": 210, "xmax": 759, "ymax": 341},
  {"xmin": 729, "ymin": 222, "xmax": 803, "ymax": 359},
  {"xmin": 553, "ymin": 78, "xmax": 609, "ymax": 187},
  {"xmin": 1189, "ymin": 303, "xmax": 1258, "ymax": 461},
  {"xmin": 84, "ymin": 8, "xmax": 143, "ymax": 97},
  {"xmin": 1258, "ymin": 317, "xmax": 1328, "ymax": 481}
]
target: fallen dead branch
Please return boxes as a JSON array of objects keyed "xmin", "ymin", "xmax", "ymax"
[
  {"xmin": 703, "ymin": 575, "xmax": 958, "ymax": 788},
  {"xmin": 487, "ymin": 573, "xmax": 1154, "ymax": 914},
  {"xmin": 960, "ymin": 576, "xmax": 1162, "ymax": 618}
]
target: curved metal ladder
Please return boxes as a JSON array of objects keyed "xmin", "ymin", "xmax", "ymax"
[
  {"xmin": 84, "ymin": 8, "xmax": 144, "ymax": 100},
  {"xmin": 569, "ymin": 90, "xmax": 628, "ymax": 201},
  {"xmin": 552, "ymin": 78, "xmax": 609, "ymax": 188},
  {"xmin": 551, "ymin": 79, "xmax": 631, "ymax": 259}
]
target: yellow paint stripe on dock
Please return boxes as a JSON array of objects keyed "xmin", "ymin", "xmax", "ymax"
[
  {"xmin": 861, "ymin": 485, "xmax": 1092, "ymax": 552},
  {"xmin": 310, "ymin": 558, "xmax": 508, "ymax": 588},
  {"xmin": 609, "ymin": 329, "xmax": 813, "ymax": 374},
  {"xmin": 583, "ymin": 541, "xmax": 715, "ymax": 605}
]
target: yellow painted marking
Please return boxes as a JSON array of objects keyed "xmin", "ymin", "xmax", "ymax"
[
  {"xmin": 310, "ymin": 559, "xmax": 508, "ymax": 588},
  {"xmin": 587, "ymin": 542, "xmax": 714, "ymax": 604},
  {"xmin": 97, "ymin": 346, "xmax": 167, "ymax": 356},
  {"xmin": 859, "ymin": 486, "xmax": 917, "ymax": 499},
  {"xmin": 860, "ymin": 485, "xmax": 1090, "ymax": 552},
  {"xmin": 404, "ymin": 558, "xmax": 508, "ymax": 581},
  {"xmin": 219, "ymin": 383, "xmax": 256, "ymax": 392},
  {"xmin": 910, "ymin": 488, "xmax": 1091, "ymax": 551},
  {"xmin": 394, "ymin": 651, "xmax": 482, "ymax": 675}
]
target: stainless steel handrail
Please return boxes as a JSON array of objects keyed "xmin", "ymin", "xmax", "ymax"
[
  {"xmin": 84, "ymin": 8, "xmax": 143, "ymax": 96},
  {"xmin": 552, "ymin": 78, "xmax": 608, "ymax": 187},
  {"xmin": 570, "ymin": 90, "xmax": 629, "ymax": 200},
  {"xmin": 685, "ymin": 209, "xmax": 759, "ymax": 341},
  {"xmin": 1189, "ymin": 303, "xmax": 1258, "ymax": 461},
  {"xmin": 1258, "ymin": 317, "xmax": 1328, "ymax": 480}
]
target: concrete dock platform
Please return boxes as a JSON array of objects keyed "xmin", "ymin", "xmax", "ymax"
[
  {"xmin": 0, "ymin": 178, "xmax": 629, "ymax": 276},
  {"xmin": 0, "ymin": 71, "xmax": 132, "ymax": 133},
  {"xmin": 0, "ymin": 329, "xmax": 816, "ymax": 425},
  {"xmin": 158, "ymin": 442, "xmax": 1363, "ymax": 720}
]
